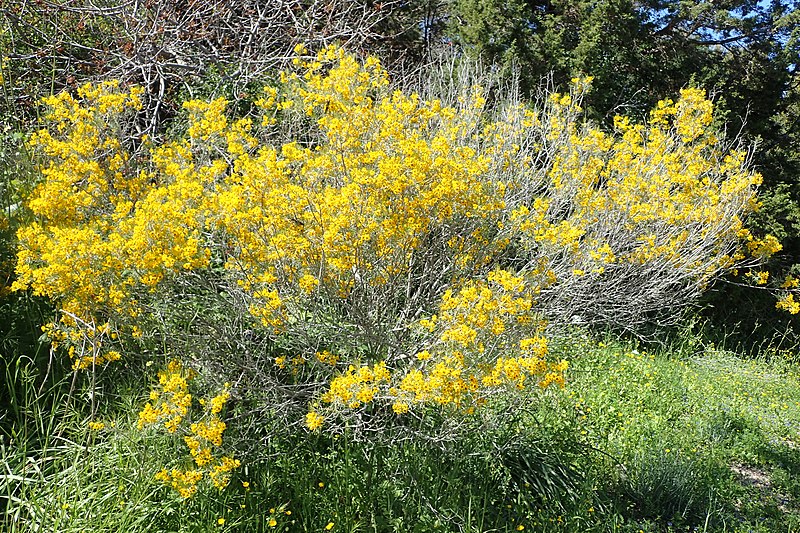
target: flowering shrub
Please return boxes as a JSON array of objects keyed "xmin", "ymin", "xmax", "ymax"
[{"xmin": 10, "ymin": 46, "xmax": 785, "ymax": 491}]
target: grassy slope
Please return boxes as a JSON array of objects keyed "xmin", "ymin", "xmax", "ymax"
[
  {"xmin": 559, "ymin": 335, "xmax": 800, "ymax": 532},
  {"xmin": 3, "ymin": 333, "xmax": 800, "ymax": 532}
]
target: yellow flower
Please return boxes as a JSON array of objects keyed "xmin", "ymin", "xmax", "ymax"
[
  {"xmin": 306, "ymin": 411, "xmax": 324, "ymax": 431},
  {"xmin": 325, "ymin": 522, "xmax": 334, "ymax": 530},
  {"xmin": 392, "ymin": 401, "xmax": 410, "ymax": 414},
  {"xmin": 268, "ymin": 518, "xmax": 277, "ymax": 527},
  {"xmin": 777, "ymin": 293, "xmax": 800, "ymax": 314},
  {"xmin": 217, "ymin": 517, "xmax": 225, "ymax": 525}
]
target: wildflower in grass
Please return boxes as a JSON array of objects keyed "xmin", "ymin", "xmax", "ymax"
[
  {"xmin": 325, "ymin": 522, "xmax": 334, "ymax": 530},
  {"xmin": 87, "ymin": 421, "xmax": 105, "ymax": 431}
]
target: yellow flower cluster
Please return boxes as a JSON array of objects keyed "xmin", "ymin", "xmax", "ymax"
[
  {"xmin": 509, "ymin": 86, "xmax": 771, "ymax": 287},
  {"xmin": 395, "ymin": 358, "xmax": 476, "ymax": 407},
  {"xmin": 320, "ymin": 361, "xmax": 391, "ymax": 408},
  {"xmin": 211, "ymin": 46, "xmax": 506, "ymax": 330},
  {"xmin": 13, "ymin": 80, "xmax": 211, "ymax": 346},
  {"xmin": 748, "ymin": 270, "xmax": 770, "ymax": 285},
  {"xmin": 310, "ymin": 270, "xmax": 566, "ymax": 428},
  {"xmin": 305, "ymin": 411, "xmax": 325, "ymax": 430},
  {"xmin": 139, "ymin": 361, "xmax": 239, "ymax": 496},
  {"xmin": 437, "ymin": 270, "xmax": 534, "ymax": 347},
  {"xmin": 348, "ymin": 343, "xmax": 565, "ymax": 418},
  {"xmin": 14, "ymin": 83, "xmax": 142, "ymax": 312},
  {"xmin": 782, "ymin": 276, "xmax": 800, "ymax": 289},
  {"xmin": 154, "ymin": 468, "xmax": 204, "ymax": 499},
  {"xmin": 776, "ymin": 293, "xmax": 800, "ymax": 314},
  {"xmin": 745, "ymin": 234, "xmax": 783, "ymax": 259},
  {"xmin": 208, "ymin": 456, "xmax": 241, "ymax": 490},
  {"xmin": 316, "ymin": 350, "xmax": 339, "ymax": 365},
  {"xmin": 482, "ymin": 357, "xmax": 567, "ymax": 389},
  {"xmin": 138, "ymin": 360, "xmax": 194, "ymax": 432}
]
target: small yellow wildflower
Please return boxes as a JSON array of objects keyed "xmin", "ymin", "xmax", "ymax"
[{"xmin": 325, "ymin": 522, "xmax": 334, "ymax": 530}]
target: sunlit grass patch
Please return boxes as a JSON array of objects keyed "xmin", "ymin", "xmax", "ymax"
[{"xmin": 559, "ymin": 336, "xmax": 800, "ymax": 531}]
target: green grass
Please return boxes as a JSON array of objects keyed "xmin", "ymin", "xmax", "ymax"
[
  {"xmin": 555, "ymin": 334, "xmax": 800, "ymax": 531},
  {"xmin": 3, "ymin": 330, "xmax": 800, "ymax": 532}
]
